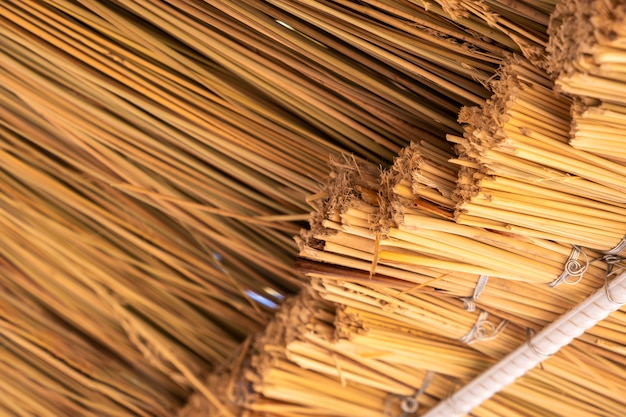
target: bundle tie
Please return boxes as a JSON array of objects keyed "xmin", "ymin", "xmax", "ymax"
[
  {"xmin": 460, "ymin": 310, "xmax": 508, "ymax": 344},
  {"xmin": 526, "ymin": 328, "xmax": 552, "ymax": 359},
  {"xmin": 604, "ymin": 254, "xmax": 625, "ymax": 306},
  {"xmin": 606, "ymin": 235, "xmax": 626, "ymax": 255},
  {"xmin": 385, "ymin": 371, "xmax": 434, "ymax": 417},
  {"xmin": 550, "ymin": 245, "xmax": 588, "ymax": 287},
  {"xmin": 462, "ymin": 274, "xmax": 489, "ymax": 312}
]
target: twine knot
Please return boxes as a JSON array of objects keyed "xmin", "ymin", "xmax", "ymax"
[
  {"xmin": 550, "ymin": 245, "xmax": 588, "ymax": 287},
  {"xmin": 385, "ymin": 372, "xmax": 433, "ymax": 417},
  {"xmin": 460, "ymin": 310, "xmax": 508, "ymax": 344},
  {"xmin": 461, "ymin": 275, "xmax": 489, "ymax": 312}
]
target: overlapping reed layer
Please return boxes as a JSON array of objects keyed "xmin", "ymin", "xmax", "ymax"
[
  {"xmin": 298, "ymin": 151, "xmax": 626, "ymax": 351},
  {"xmin": 432, "ymin": 0, "xmax": 558, "ymax": 64},
  {"xmin": 212, "ymin": 290, "xmax": 626, "ymax": 417}
]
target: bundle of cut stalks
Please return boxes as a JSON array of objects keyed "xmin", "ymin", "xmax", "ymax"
[
  {"xmin": 387, "ymin": 141, "xmax": 459, "ymax": 213},
  {"xmin": 547, "ymin": 1, "xmax": 626, "ymax": 165},
  {"xmin": 327, "ymin": 283, "xmax": 626, "ymax": 416},
  {"xmin": 299, "ymin": 153, "xmax": 626, "ymax": 350},
  {"xmin": 227, "ymin": 289, "xmax": 625, "ymax": 417},
  {"xmin": 548, "ymin": 0, "xmax": 626, "ymax": 105},
  {"xmin": 238, "ymin": 290, "xmax": 501, "ymax": 417},
  {"xmin": 454, "ymin": 57, "xmax": 626, "ymax": 253},
  {"xmin": 302, "ymin": 151, "xmax": 626, "ymax": 410}
]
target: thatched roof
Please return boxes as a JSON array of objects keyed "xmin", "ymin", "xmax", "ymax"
[{"xmin": 0, "ymin": 0, "xmax": 624, "ymax": 416}]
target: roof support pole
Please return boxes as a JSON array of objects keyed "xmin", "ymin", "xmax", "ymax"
[{"xmin": 422, "ymin": 272, "xmax": 626, "ymax": 417}]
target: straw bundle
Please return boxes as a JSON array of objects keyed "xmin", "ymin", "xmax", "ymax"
[
  {"xmin": 454, "ymin": 57, "xmax": 626, "ymax": 253},
  {"xmin": 548, "ymin": 0, "xmax": 626, "ymax": 105},
  {"xmin": 238, "ymin": 290, "xmax": 502, "ymax": 417},
  {"xmin": 547, "ymin": 1, "xmax": 626, "ymax": 166},
  {"xmin": 326, "ymin": 284, "xmax": 626, "ymax": 416},
  {"xmin": 299, "ymin": 151, "xmax": 626, "ymax": 343},
  {"xmin": 229, "ymin": 287, "xmax": 625, "ymax": 417},
  {"xmin": 297, "ymin": 169, "xmax": 626, "ymax": 416}
]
